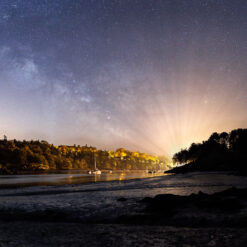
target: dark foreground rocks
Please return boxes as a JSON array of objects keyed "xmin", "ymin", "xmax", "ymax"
[
  {"xmin": 0, "ymin": 222, "xmax": 247, "ymax": 247},
  {"xmin": 0, "ymin": 187, "xmax": 247, "ymax": 246},
  {"xmin": 117, "ymin": 187, "xmax": 247, "ymax": 227},
  {"xmin": 1, "ymin": 187, "xmax": 247, "ymax": 228}
]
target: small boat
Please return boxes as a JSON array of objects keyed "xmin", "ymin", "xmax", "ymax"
[
  {"xmin": 92, "ymin": 169, "xmax": 101, "ymax": 175},
  {"xmin": 148, "ymin": 170, "xmax": 156, "ymax": 174},
  {"xmin": 92, "ymin": 156, "xmax": 101, "ymax": 175}
]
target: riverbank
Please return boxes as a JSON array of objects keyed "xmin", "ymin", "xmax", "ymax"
[
  {"xmin": 0, "ymin": 172, "xmax": 247, "ymax": 246},
  {"xmin": 165, "ymin": 163, "xmax": 247, "ymax": 176},
  {"xmin": 0, "ymin": 170, "xmax": 165, "ymax": 189}
]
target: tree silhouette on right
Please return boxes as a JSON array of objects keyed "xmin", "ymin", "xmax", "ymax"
[{"xmin": 169, "ymin": 128, "xmax": 247, "ymax": 174}]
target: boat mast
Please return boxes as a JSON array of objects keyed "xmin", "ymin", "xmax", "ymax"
[{"xmin": 94, "ymin": 155, "xmax": 97, "ymax": 170}]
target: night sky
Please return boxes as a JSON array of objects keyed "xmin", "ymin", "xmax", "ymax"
[{"xmin": 0, "ymin": 0, "xmax": 247, "ymax": 156}]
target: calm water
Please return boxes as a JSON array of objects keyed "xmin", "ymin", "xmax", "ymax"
[
  {"xmin": 1, "ymin": 171, "xmax": 247, "ymax": 197},
  {"xmin": 0, "ymin": 170, "xmax": 163, "ymax": 188},
  {"xmin": 1, "ymin": 172, "xmax": 247, "ymax": 220},
  {"xmin": 1, "ymin": 172, "xmax": 247, "ymax": 221}
]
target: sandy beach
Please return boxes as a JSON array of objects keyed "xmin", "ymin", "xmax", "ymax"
[
  {"xmin": 0, "ymin": 172, "xmax": 247, "ymax": 246},
  {"xmin": 1, "ymin": 222, "xmax": 247, "ymax": 247}
]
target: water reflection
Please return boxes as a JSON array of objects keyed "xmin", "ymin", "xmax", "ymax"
[{"xmin": 0, "ymin": 170, "xmax": 163, "ymax": 189}]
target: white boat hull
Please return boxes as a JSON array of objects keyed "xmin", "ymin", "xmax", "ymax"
[{"xmin": 93, "ymin": 170, "xmax": 101, "ymax": 175}]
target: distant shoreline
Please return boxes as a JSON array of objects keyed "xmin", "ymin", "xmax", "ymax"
[
  {"xmin": 0, "ymin": 139, "xmax": 170, "ymax": 175},
  {"xmin": 0, "ymin": 170, "xmax": 167, "ymax": 189},
  {"xmin": 0, "ymin": 168, "xmax": 150, "ymax": 175}
]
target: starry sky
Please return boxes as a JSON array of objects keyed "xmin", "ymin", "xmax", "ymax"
[{"xmin": 0, "ymin": 0, "xmax": 247, "ymax": 156}]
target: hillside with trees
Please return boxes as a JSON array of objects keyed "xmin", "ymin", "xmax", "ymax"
[
  {"xmin": 167, "ymin": 128, "xmax": 247, "ymax": 174},
  {"xmin": 0, "ymin": 137, "xmax": 168, "ymax": 174}
]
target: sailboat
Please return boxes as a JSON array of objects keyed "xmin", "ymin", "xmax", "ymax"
[{"xmin": 92, "ymin": 156, "xmax": 101, "ymax": 175}]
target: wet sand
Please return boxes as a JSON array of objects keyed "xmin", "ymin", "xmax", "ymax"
[
  {"xmin": 0, "ymin": 172, "xmax": 247, "ymax": 246},
  {"xmin": 1, "ymin": 222, "xmax": 247, "ymax": 247}
]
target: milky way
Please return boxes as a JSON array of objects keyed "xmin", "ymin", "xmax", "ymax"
[{"xmin": 0, "ymin": 0, "xmax": 247, "ymax": 156}]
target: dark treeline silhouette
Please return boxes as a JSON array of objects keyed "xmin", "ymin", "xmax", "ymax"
[
  {"xmin": 0, "ymin": 138, "xmax": 168, "ymax": 174},
  {"xmin": 168, "ymin": 128, "xmax": 247, "ymax": 174}
]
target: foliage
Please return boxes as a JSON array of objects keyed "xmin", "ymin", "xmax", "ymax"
[
  {"xmin": 170, "ymin": 128, "xmax": 247, "ymax": 174},
  {"xmin": 0, "ymin": 139, "xmax": 166, "ymax": 174}
]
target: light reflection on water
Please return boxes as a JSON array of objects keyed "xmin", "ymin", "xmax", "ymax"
[{"xmin": 0, "ymin": 170, "xmax": 164, "ymax": 188}]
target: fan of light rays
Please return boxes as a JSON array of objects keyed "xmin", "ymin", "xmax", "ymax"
[{"xmin": 109, "ymin": 67, "xmax": 247, "ymax": 158}]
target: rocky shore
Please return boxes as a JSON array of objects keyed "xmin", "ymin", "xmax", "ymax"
[{"xmin": 117, "ymin": 187, "xmax": 247, "ymax": 228}]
